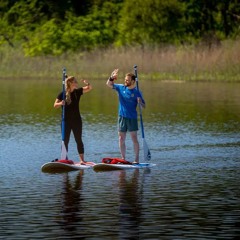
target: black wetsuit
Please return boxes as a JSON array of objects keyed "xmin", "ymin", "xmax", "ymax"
[{"xmin": 57, "ymin": 88, "xmax": 84, "ymax": 154}]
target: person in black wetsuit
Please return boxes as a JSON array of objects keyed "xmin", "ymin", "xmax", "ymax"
[{"xmin": 54, "ymin": 76, "xmax": 92, "ymax": 164}]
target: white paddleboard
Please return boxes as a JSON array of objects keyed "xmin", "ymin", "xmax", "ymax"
[
  {"xmin": 41, "ymin": 161, "xmax": 95, "ymax": 173},
  {"xmin": 93, "ymin": 163, "xmax": 156, "ymax": 171}
]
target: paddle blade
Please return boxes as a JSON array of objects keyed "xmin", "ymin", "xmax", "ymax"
[
  {"xmin": 143, "ymin": 138, "xmax": 151, "ymax": 161},
  {"xmin": 61, "ymin": 141, "xmax": 68, "ymax": 160}
]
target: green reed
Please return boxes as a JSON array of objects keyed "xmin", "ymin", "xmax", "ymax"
[{"xmin": 0, "ymin": 39, "xmax": 239, "ymax": 81}]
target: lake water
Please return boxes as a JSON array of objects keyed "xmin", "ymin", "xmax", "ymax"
[{"xmin": 0, "ymin": 78, "xmax": 240, "ymax": 239}]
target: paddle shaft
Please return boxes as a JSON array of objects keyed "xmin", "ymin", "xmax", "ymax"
[
  {"xmin": 134, "ymin": 65, "xmax": 151, "ymax": 161},
  {"xmin": 61, "ymin": 68, "xmax": 66, "ymax": 142},
  {"xmin": 134, "ymin": 65, "xmax": 145, "ymax": 139}
]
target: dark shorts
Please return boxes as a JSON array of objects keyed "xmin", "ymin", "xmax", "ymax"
[{"xmin": 118, "ymin": 116, "xmax": 138, "ymax": 132}]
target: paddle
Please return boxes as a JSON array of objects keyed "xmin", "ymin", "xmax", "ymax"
[
  {"xmin": 134, "ymin": 65, "xmax": 151, "ymax": 161},
  {"xmin": 60, "ymin": 68, "xmax": 68, "ymax": 160}
]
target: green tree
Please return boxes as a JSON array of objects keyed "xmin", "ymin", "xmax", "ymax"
[
  {"xmin": 0, "ymin": 0, "xmax": 92, "ymax": 51},
  {"xmin": 217, "ymin": 0, "xmax": 240, "ymax": 37},
  {"xmin": 116, "ymin": 0, "xmax": 186, "ymax": 46},
  {"xmin": 23, "ymin": 2, "xmax": 121, "ymax": 56},
  {"xmin": 0, "ymin": 0, "xmax": 239, "ymax": 56},
  {"xmin": 22, "ymin": 19, "xmax": 64, "ymax": 56},
  {"xmin": 183, "ymin": 0, "xmax": 240, "ymax": 40}
]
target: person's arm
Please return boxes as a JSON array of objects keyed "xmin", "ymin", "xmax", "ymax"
[
  {"xmin": 82, "ymin": 79, "xmax": 93, "ymax": 93},
  {"xmin": 137, "ymin": 97, "xmax": 146, "ymax": 108},
  {"xmin": 106, "ymin": 69, "xmax": 118, "ymax": 88},
  {"xmin": 54, "ymin": 99, "xmax": 64, "ymax": 108},
  {"xmin": 137, "ymin": 90, "xmax": 146, "ymax": 108}
]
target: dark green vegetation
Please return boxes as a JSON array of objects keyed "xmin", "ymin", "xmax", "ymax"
[{"xmin": 0, "ymin": 0, "xmax": 239, "ymax": 56}]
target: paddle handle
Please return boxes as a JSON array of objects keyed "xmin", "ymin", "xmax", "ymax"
[{"xmin": 134, "ymin": 65, "xmax": 139, "ymax": 91}]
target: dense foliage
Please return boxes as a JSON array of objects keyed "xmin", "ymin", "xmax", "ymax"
[{"xmin": 0, "ymin": 0, "xmax": 239, "ymax": 56}]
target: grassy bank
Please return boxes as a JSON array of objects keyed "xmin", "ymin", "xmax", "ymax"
[{"xmin": 0, "ymin": 40, "xmax": 239, "ymax": 81}]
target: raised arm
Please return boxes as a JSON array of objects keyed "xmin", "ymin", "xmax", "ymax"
[
  {"xmin": 106, "ymin": 69, "xmax": 119, "ymax": 88},
  {"xmin": 82, "ymin": 79, "xmax": 93, "ymax": 94}
]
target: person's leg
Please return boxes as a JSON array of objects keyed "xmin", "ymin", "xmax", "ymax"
[
  {"xmin": 130, "ymin": 131, "xmax": 139, "ymax": 163},
  {"xmin": 118, "ymin": 131, "xmax": 127, "ymax": 159},
  {"xmin": 79, "ymin": 153, "xmax": 84, "ymax": 163},
  {"xmin": 118, "ymin": 116, "xmax": 127, "ymax": 160},
  {"xmin": 72, "ymin": 119, "xmax": 85, "ymax": 164},
  {"xmin": 128, "ymin": 118, "xmax": 139, "ymax": 163}
]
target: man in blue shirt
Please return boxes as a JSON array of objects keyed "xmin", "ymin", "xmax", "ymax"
[{"xmin": 106, "ymin": 69, "xmax": 145, "ymax": 163}]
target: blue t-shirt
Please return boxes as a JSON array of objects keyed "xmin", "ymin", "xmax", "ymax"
[{"xmin": 113, "ymin": 84, "xmax": 145, "ymax": 119}]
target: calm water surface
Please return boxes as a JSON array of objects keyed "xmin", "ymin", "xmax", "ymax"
[{"xmin": 0, "ymin": 79, "xmax": 239, "ymax": 239}]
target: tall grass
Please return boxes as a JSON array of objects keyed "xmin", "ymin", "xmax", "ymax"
[{"xmin": 0, "ymin": 39, "xmax": 239, "ymax": 81}]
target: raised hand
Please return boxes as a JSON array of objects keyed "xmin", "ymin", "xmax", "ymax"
[{"xmin": 111, "ymin": 69, "xmax": 119, "ymax": 80}]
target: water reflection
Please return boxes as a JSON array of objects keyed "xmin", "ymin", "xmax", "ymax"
[
  {"xmin": 56, "ymin": 170, "xmax": 84, "ymax": 232},
  {"xmin": 1, "ymin": 79, "xmax": 240, "ymax": 129},
  {"xmin": 118, "ymin": 169, "xmax": 141, "ymax": 240}
]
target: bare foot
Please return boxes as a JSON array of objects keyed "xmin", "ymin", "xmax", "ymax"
[
  {"xmin": 132, "ymin": 162, "xmax": 139, "ymax": 164},
  {"xmin": 86, "ymin": 162, "xmax": 96, "ymax": 166}
]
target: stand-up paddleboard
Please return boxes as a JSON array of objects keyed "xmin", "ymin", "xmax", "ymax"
[
  {"xmin": 93, "ymin": 158, "xmax": 156, "ymax": 171},
  {"xmin": 41, "ymin": 160, "xmax": 96, "ymax": 173},
  {"xmin": 93, "ymin": 162, "xmax": 156, "ymax": 171}
]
